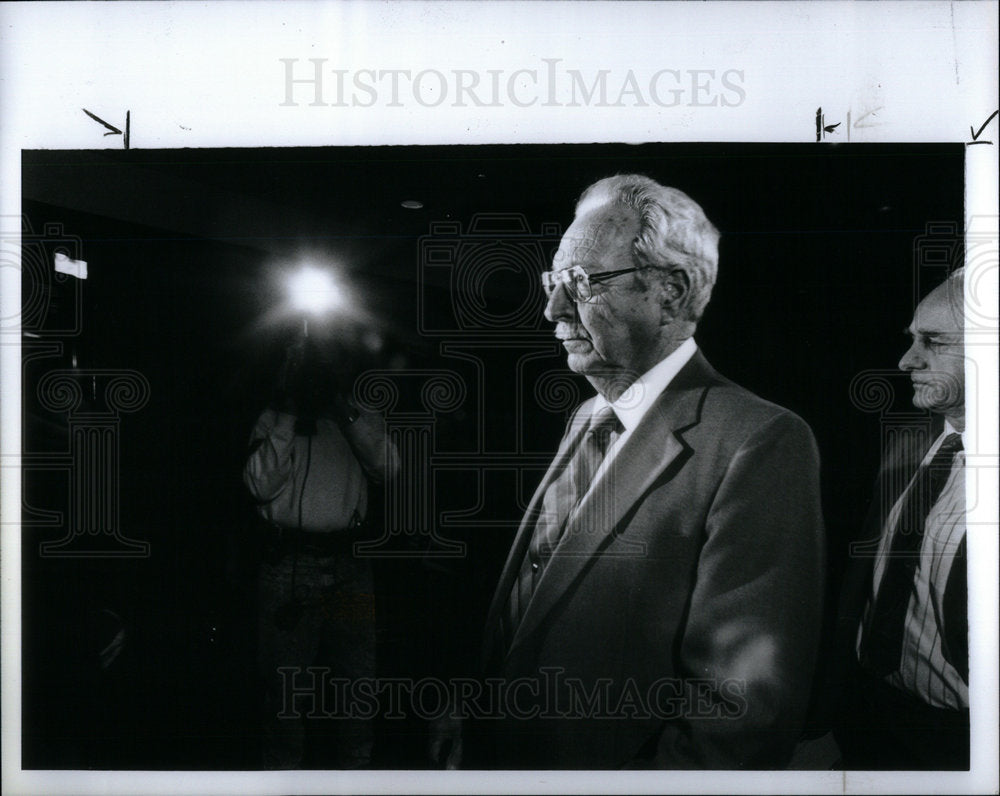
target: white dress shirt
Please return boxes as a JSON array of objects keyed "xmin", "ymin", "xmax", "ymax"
[
  {"xmin": 588, "ymin": 337, "xmax": 698, "ymax": 486},
  {"xmin": 859, "ymin": 421, "xmax": 968, "ymax": 709}
]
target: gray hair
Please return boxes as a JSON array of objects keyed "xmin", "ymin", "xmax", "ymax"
[
  {"xmin": 576, "ymin": 174, "xmax": 720, "ymax": 322},
  {"xmin": 941, "ymin": 265, "xmax": 965, "ymax": 323}
]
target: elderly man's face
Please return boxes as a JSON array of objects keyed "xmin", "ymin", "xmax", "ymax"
[
  {"xmin": 544, "ymin": 204, "xmax": 664, "ymax": 381},
  {"xmin": 898, "ymin": 281, "xmax": 965, "ymax": 422}
]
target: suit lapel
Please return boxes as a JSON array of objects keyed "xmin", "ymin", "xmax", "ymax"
[
  {"xmin": 481, "ymin": 399, "xmax": 599, "ymax": 667},
  {"xmin": 837, "ymin": 417, "xmax": 942, "ymax": 665},
  {"xmin": 849, "ymin": 421, "xmax": 939, "ymax": 566},
  {"xmin": 505, "ymin": 352, "xmax": 716, "ymax": 663}
]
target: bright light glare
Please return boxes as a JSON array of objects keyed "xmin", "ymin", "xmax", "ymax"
[{"xmin": 288, "ymin": 267, "xmax": 341, "ymax": 315}]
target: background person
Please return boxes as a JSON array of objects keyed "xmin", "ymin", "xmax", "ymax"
[
  {"xmin": 244, "ymin": 332, "xmax": 398, "ymax": 769},
  {"xmin": 834, "ymin": 269, "xmax": 969, "ymax": 769}
]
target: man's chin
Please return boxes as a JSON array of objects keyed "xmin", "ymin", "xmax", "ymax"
[
  {"xmin": 565, "ymin": 353, "xmax": 587, "ymax": 374},
  {"xmin": 565, "ymin": 350, "xmax": 598, "ymax": 374},
  {"xmin": 911, "ymin": 388, "xmax": 963, "ymax": 415}
]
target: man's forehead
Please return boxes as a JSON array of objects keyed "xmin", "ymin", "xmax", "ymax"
[
  {"xmin": 553, "ymin": 206, "xmax": 638, "ymax": 270},
  {"xmin": 912, "ymin": 284, "xmax": 964, "ymax": 334}
]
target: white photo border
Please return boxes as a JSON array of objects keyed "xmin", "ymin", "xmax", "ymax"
[{"xmin": 2, "ymin": 2, "xmax": 997, "ymax": 794}]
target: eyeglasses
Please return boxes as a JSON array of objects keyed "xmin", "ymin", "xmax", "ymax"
[{"xmin": 540, "ymin": 265, "xmax": 646, "ymax": 303}]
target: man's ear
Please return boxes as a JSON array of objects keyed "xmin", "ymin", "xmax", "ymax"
[{"xmin": 660, "ymin": 268, "xmax": 690, "ymax": 323}]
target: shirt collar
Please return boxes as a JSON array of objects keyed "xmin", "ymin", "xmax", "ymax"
[{"xmin": 594, "ymin": 337, "xmax": 698, "ymax": 433}]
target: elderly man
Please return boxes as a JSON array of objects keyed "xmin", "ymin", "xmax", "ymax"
[
  {"xmin": 835, "ymin": 269, "xmax": 969, "ymax": 769},
  {"xmin": 475, "ymin": 174, "xmax": 825, "ymax": 769}
]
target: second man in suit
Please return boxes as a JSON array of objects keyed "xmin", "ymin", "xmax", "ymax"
[{"xmin": 834, "ymin": 268, "xmax": 969, "ymax": 769}]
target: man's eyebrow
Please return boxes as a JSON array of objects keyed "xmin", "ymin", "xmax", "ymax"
[{"xmin": 906, "ymin": 327, "xmax": 961, "ymax": 339}]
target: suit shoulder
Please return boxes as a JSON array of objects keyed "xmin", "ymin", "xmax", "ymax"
[
  {"xmin": 701, "ymin": 378, "xmax": 811, "ymax": 437},
  {"xmin": 679, "ymin": 352, "xmax": 811, "ymax": 437}
]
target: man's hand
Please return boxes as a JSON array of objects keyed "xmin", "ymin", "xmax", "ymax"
[{"xmin": 427, "ymin": 715, "xmax": 463, "ymax": 770}]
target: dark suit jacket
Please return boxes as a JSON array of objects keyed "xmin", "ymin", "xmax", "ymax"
[
  {"xmin": 832, "ymin": 418, "xmax": 968, "ymax": 707},
  {"xmin": 481, "ymin": 351, "xmax": 825, "ymax": 769}
]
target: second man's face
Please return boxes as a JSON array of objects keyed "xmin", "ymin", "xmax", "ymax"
[
  {"xmin": 544, "ymin": 204, "xmax": 664, "ymax": 382},
  {"xmin": 899, "ymin": 283, "xmax": 965, "ymax": 422}
]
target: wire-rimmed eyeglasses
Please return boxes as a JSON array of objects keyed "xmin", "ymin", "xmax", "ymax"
[{"xmin": 540, "ymin": 265, "xmax": 645, "ymax": 303}]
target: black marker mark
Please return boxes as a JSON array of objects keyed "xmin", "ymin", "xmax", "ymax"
[
  {"xmin": 815, "ymin": 108, "xmax": 841, "ymax": 142},
  {"xmin": 82, "ymin": 108, "xmax": 122, "ymax": 136},
  {"xmin": 81, "ymin": 108, "xmax": 131, "ymax": 149},
  {"xmin": 968, "ymin": 110, "xmax": 998, "ymax": 146}
]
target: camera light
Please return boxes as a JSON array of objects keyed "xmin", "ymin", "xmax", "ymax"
[{"xmin": 288, "ymin": 267, "xmax": 341, "ymax": 315}]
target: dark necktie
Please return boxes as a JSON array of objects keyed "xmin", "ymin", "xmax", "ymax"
[
  {"xmin": 505, "ymin": 406, "xmax": 621, "ymax": 643},
  {"xmin": 861, "ymin": 432, "xmax": 963, "ymax": 676}
]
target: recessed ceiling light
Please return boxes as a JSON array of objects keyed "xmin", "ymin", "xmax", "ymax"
[{"xmin": 401, "ymin": 200, "xmax": 423, "ymax": 210}]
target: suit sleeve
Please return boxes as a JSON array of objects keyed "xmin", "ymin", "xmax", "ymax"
[{"xmin": 649, "ymin": 411, "xmax": 826, "ymax": 769}]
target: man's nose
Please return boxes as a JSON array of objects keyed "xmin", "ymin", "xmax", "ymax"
[
  {"xmin": 544, "ymin": 283, "xmax": 576, "ymax": 323},
  {"xmin": 898, "ymin": 341, "xmax": 924, "ymax": 372}
]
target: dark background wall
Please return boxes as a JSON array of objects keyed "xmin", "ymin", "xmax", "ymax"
[{"xmin": 19, "ymin": 143, "xmax": 964, "ymax": 768}]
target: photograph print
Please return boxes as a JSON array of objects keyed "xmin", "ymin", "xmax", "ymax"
[{"xmin": 18, "ymin": 141, "xmax": 974, "ymax": 773}]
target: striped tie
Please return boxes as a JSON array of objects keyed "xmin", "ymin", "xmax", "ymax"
[
  {"xmin": 861, "ymin": 432, "xmax": 963, "ymax": 676},
  {"xmin": 505, "ymin": 406, "xmax": 621, "ymax": 644}
]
